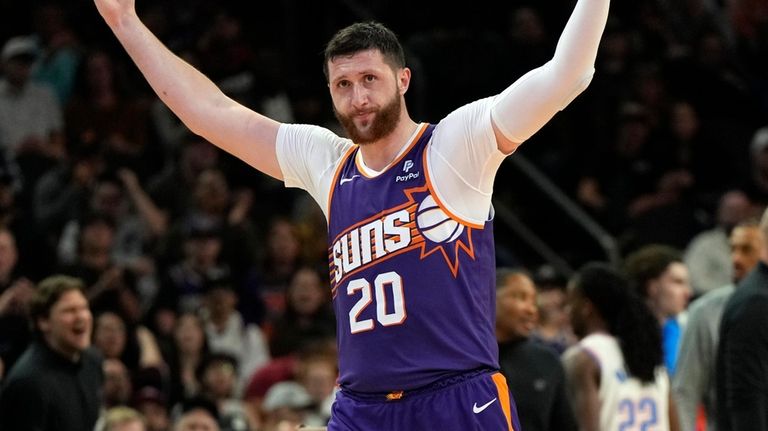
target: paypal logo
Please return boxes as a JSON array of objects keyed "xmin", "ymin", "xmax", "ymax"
[
  {"xmin": 397, "ymin": 160, "xmax": 419, "ymax": 182},
  {"xmin": 396, "ymin": 172, "xmax": 420, "ymax": 182},
  {"xmin": 403, "ymin": 160, "xmax": 414, "ymax": 173}
]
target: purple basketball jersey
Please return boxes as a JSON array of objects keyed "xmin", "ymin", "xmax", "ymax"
[{"xmin": 328, "ymin": 123, "xmax": 499, "ymax": 393}]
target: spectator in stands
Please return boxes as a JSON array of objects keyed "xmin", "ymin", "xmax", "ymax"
[
  {"xmin": 30, "ymin": 3, "xmax": 81, "ymax": 105},
  {"xmin": 173, "ymin": 396, "xmax": 221, "ymax": 431},
  {"xmin": 195, "ymin": 352, "xmax": 253, "ymax": 431},
  {"xmin": 267, "ymin": 266, "xmax": 335, "ymax": 358},
  {"xmin": 684, "ymin": 189, "xmax": 754, "ymax": 296},
  {"xmin": 103, "ymin": 357, "xmax": 134, "ymax": 408},
  {"xmin": 0, "ymin": 275, "xmax": 102, "ymax": 431},
  {"xmin": 164, "ymin": 312, "xmax": 210, "ymax": 407},
  {"xmin": 201, "ymin": 276, "xmax": 269, "ymax": 395},
  {"xmin": 133, "ymin": 385, "xmax": 171, "ymax": 431},
  {"xmin": 98, "ymin": 406, "xmax": 147, "ymax": 431},
  {"xmin": 0, "ymin": 35, "xmax": 64, "ymax": 192},
  {"xmin": 65, "ymin": 49, "xmax": 157, "ymax": 179},
  {"xmin": 0, "ymin": 227, "xmax": 36, "ymax": 374}
]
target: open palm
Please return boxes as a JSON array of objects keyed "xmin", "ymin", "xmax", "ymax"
[{"xmin": 94, "ymin": 0, "xmax": 135, "ymax": 29}]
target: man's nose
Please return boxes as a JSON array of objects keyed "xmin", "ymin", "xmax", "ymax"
[{"xmin": 351, "ymin": 84, "xmax": 369, "ymax": 108}]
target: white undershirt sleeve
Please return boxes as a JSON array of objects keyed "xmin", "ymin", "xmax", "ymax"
[
  {"xmin": 491, "ymin": 0, "xmax": 610, "ymax": 144},
  {"xmin": 428, "ymin": 98, "xmax": 506, "ymax": 225},
  {"xmin": 275, "ymin": 124, "xmax": 353, "ymax": 219},
  {"xmin": 427, "ymin": 0, "xmax": 610, "ymax": 224}
]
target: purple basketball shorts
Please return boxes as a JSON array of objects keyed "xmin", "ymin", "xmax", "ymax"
[{"xmin": 327, "ymin": 370, "xmax": 522, "ymax": 431}]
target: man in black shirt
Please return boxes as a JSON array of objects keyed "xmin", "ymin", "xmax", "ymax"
[
  {"xmin": 495, "ymin": 268, "xmax": 577, "ymax": 431},
  {"xmin": 0, "ymin": 275, "xmax": 103, "ymax": 431},
  {"xmin": 716, "ymin": 208, "xmax": 768, "ymax": 431}
]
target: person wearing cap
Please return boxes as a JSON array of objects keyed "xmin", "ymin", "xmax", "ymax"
[{"xmin": 0, "ymin": 35, "xmax": 65, "ymax": 167}]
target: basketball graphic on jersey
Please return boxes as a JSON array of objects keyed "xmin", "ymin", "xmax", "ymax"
[{"xmin": 416, "ymin": 194, "xmax": 464, "ymax": 243}]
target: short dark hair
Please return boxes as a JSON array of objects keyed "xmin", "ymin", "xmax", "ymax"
[
  {"xmin": 495, "ymin": 267, "xmax": 532, "ymax": 290},
  {"xmin": 29, "ymin": 275, "xmax": 86, "ymax": 330},
  {"xmin": 323, "ymin": 21, "xmax": 405, "ymax": 80},
  {"xmin": 195, "ymin": 352, "xmax": 239, "ymax": 383},
  {"xmin": 622, "ymin": 244, "xmax": 683, "ymax": 298},
  {"xmin": 179, "ymin": 395, "xmax": 219, "ymax": 422}
]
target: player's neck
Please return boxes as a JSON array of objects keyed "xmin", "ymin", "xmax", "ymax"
[{"xmin": 358, "ymin": 117, "xmax": 419, "ymax": 171}]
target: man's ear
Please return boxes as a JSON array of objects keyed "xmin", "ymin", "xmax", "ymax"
[
  {"xmin": 37, "ymin": 316, "xmax": 50, "ymax": 333},
  {"xmin": 398, "ymin": 67, "xmax": 411, "ymax": 94},
  {"xmin": 647, "ymin": 279, "xmax": 660, "ymax": 299}
]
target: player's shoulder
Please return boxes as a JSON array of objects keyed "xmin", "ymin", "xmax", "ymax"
[
  {"xmin": 562, "ymin": 343, "xmax": 600, "ymax": 381},
  {"xmin": 278, "ymin": 123, "xmax": 354, "ymax": 156},
  {"xmin": 687, "ymin": 285, "xmax": 734, "ymax": 317},
  {"xmin": 435, "ymin": 96, "xmax": 495, "ymax": 129},
  {"xmin": 279, "ymin": 123, "xmax": 344, "ymax": 142}
]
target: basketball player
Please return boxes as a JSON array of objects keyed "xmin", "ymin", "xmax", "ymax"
[
  {"xmin": 563, "ymin": 263, "xmax": 681, "ymax": 431},
  {"xmin": 94, "ymin": 0, "xmax": 611, "ymax": 428}
]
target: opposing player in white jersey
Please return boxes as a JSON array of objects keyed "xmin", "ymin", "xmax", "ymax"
[
  {"xmin": 563, "ymin": 263, "xmax": 681, "ymax": 431},
  {"xmin": 93, "ymin": 0, "xmax": 611, "ymax": 427}
]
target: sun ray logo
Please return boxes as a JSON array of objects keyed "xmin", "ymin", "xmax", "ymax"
[{"xmin": 329, "ymin": 184, "xmax": 476, "ymax": 295}]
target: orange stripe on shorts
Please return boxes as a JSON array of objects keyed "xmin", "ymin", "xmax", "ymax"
[{"xmin": 491, "ymin": 372, "xmax": 515, "ymax": 431}]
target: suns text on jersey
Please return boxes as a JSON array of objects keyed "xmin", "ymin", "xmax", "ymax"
[{"xmin": 330, "ymin": 208, "xmax": 418, "ymax": 284}]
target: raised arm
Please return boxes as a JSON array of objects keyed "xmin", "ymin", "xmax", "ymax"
[
  {"xmin": 491, "ymin": 0, "xmax": 610, "ymax": 154},
  {"xmin": 94, "ymin": 0, "xmax": 283, "ymax": 179}
]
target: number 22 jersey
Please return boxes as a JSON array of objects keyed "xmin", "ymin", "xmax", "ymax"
[{"xmin": 579, "ymin": 333, "xmax": 671, "ymax": 431}]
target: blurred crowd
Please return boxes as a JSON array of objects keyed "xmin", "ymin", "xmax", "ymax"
[{"xmin": 0, "ymin": 0, "xmax": 767, "ymax": 430}]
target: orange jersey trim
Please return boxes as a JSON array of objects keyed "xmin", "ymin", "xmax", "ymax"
[{"xmin": 327, "ymin": 145, "xmax": 359, "ymax": 219}]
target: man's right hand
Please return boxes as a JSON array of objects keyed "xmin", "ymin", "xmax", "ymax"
[{"xmin": 94, "ymin": 0, "xmax": 136, "ymax": 29}]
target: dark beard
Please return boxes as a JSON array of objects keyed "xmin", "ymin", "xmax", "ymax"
[{"xmin": 334, "ymin": 92, "xmax": 401, "ymax": 145}]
